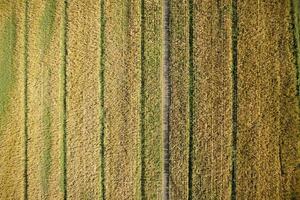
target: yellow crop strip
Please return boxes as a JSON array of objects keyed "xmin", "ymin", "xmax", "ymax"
[
  {"xmin": 237, "ymin": 1, "xmax": 299, "ymax": 199},
  {"xmin": 66, "ymin": 0, "xmax": 101, "ymax": 198},
  {"xmin": 103, "ymin": 0, "xmax": 142, "ymax": 198}
]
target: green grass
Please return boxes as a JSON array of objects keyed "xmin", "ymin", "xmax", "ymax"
[
  {"xmin": 39, "ymin": 0, "xmax": 57, "ymax": 53},
  {"xmin": 293, "ymin": 0, "xmax": 300, "ymax": 98},
  {"xmin": 0, "ymin": 15, "xmax": 16, "ymax": 123}
]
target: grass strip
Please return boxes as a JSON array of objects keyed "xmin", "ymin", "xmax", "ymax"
[{"xmin": 291, "ymin": 0, "xmax": 300, "ymax": 103}]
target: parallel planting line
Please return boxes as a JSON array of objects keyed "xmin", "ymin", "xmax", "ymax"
[
  {"xmin": 62, "ymin": 0, "xmax": 68, "ymax": 199},
  {"xmin": 99, "ymin": 0, "xmax": 106, "ymax": 199},
  {"xmin": 187, "ymin": 0, "xmax": 194, "ymax": 199},
  {"xmin": 140, "ymin": 0, "xmax": 145, "ymax": 198},
  {"xmin": 231, "ymin": 0, "xmax": 238, "ymax": 199},
  {"xmin": 24, "ymin": 0, "xmax": 29, "ymax": 199},
  {"xmin": 163, "ymin": 0, "xmax": 170, "ymax": 199}
]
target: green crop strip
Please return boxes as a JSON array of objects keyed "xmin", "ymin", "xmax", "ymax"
[{"xmin": 39, "ymin": 0, "xmax": 57, "ymax": 53}]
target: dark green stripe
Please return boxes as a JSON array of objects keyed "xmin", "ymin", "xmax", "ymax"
[
  {"xmin": 99, "ymin": 0, "xmax": 106, "ymax": 199},
  {"xmin": 140, "ymin": 0, "xmax": 146, "ymax": 198},
  {"xmin": 187, "ymin": 0, "xmax": 194, "ymax": 199},
  {"xmin": 231, "ymin": 0, "xmax": 238, "ymax": 199},
  {"xmin": 62, "ymin": 0, "xmax": 68, "ymax": 199},
  {"xmin": 24, "ymin": 0, "xmax": 29, "ymax": 199}
]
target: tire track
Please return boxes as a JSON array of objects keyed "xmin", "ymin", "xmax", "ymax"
[{"xmin": 163, "ymin": 0, "xmax": 170, "ymax": 198}]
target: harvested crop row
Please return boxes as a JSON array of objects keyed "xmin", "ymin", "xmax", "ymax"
[
  {"xmin": 66, "ymin": 0, "xmax": 101, "ymax": 199},
  {"xmin": 26, "ymin": 0, "xmax": 64, "ymax": 199},
  {"xmin": 0, "ymin": 1, "xmax": 25, "ymax": 199},
  {"xmin": 191, "ymin": 0, "xmax": 233, "ymax": 199},
  {"xmin": 237, "ymin": 0, "xmax": 299, "ymax": 199}
]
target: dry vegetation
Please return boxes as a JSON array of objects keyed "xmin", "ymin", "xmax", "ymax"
[
  {"xmin": 103, "ymin": 0, "xmax": 141, "ymax": 198},
  {"xmin": 168, "ymin": 0, "xmax": 190, "ymax": 198},
  {"xmin": 192, "ymin": 1, "xmax": 232, "ymax": 199},
  {"xmin": 66, "ymin": 0, "xmax": 101, "ymax": 199},
  {"xmin": 237, "ymin": 1, "xmax": 299, "ymax": 199},
  {"xmin": 103, "ymin": 0, "xmax": 162, "ymax": 199},
  {"xmin": 0, "ymin": 0, "xmax": 299, "ymax": 199}
]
